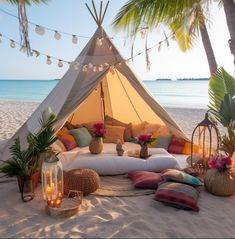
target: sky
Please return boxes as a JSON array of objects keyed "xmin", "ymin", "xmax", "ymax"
[{"xmin": 0, "ymin": 0, "xmax": 234, "ymax": 80}]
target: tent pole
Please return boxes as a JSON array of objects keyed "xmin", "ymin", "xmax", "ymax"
[{"xmin": 100, "ymin": 81, "xmax": 106, "ymax": 120}]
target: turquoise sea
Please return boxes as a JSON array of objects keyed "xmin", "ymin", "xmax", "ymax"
[{"xmin": 0, "ymin": 79, "xmax": 209, "ymax": 109}]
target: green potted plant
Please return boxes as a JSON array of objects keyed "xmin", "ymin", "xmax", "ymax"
[
  {"xmin": 208, "ymin": 67, "xmax": 235, "ymax": 157},
  {"xmin": 0, "ymin": 109, "xmax": 58, "ymax": 194}
]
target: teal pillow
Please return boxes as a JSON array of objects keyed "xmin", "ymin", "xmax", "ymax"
[
  {"xmin": 161, "ymin": 169, "xmax": 204, "ymax": 187},
  {"xmin": 70, "ymin": 127, "xmax": 92, "ymax": 148},
  {"xmin": 155, "ymin": 135, "xmax": 173, "ymax": 150}
]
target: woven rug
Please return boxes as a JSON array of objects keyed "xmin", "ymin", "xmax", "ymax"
[{"xmin": 92, "ymin": 174, "xmax": 155, "ymax": 197}]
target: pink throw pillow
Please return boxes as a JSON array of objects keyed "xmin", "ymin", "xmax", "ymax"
[
  {"xmin": 168, "ymin": 137, "xmax": 186, "ymax": 154},
  {"xmin": 128, "ymin": 171, "xmax": 164, "ymax": 189}
]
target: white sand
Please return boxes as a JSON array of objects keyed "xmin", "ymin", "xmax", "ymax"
[{"xmin": 1, "ymin": 101, "xmax": 235, "ymax": 238}]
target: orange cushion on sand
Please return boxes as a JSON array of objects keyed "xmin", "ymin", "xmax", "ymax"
[{"xmin": 103, "ymin": 125, "xmax": 125, "ymax": 144}]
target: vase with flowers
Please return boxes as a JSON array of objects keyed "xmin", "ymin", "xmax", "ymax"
[
  {"xmin": 133, "ymin": 133, "xmax": 155, "ymax": 159},
  {"xmin": 204, "ymin": 154, "xmax": 235, "ymax": 196},
  {"xmin": 89, "ymin": 122, "xmax": 107, "ymax": 154}
]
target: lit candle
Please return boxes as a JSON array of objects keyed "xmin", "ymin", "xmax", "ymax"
[
  {"xmin": 47, "ymin": 186, "xmax": 52, "ymax": 194},
  {"xmin": 56, "ymin": 199, "xmax": 61, "ymax": 208},
  {"xmin": 50, "ymin": 200, "xmax": 56, "ymax": 208},
  {"xmin": 58, "ymin": 192, "xmax": 62, "ymax": 199}
]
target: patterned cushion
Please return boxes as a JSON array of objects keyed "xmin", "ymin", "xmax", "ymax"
[
  {"xmin": 161, "ymin": 169, "xmax": 204, "ymax": 186},
  {"xmin": 70, "ymin": 127, "xmax": 92, "ymax": 148},
  {"xmin": 103, "ymin": 125, "xmax": 125, "ymax": 144},
  {"xmin": 154, "ymin": 182, "xmax": 200, "ymax": 212},
  {"xmin": 128, "ymin": 171, "xmax": 164, "ymax": 189},
  {"xmin": 168, "ymin": 137, "xmax": 186, "ymax": 154},
  {"xmin": 59, "ymin": 134, "xmax": 77, "ymax": 151},
  {"xmin": 57, "ymin": 127, "xmax": 70, "ymax": 138},
  {"xmin": 105, "ymin": 115, "xmax": 132, "ymax": 142}
]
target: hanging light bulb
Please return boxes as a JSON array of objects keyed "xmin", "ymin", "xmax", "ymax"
[
  {"xmin": 98, "ymin": 64, "xmax": 103, "ymax": 72},
  {"xmin": 54, "ymin": 31, "xmax": 61, "ymax": 40},
  {"xmin": 72, "ymin": 35, "xmax": 78, "ymax": 44},
  {"xmin": 109, "ymin": 45, "xmax": 113, "ymax": 50},
  {"xmin": 82, "ymin": 65, "xmax": 88, "ymax": 72},
  {"xmin": 88, "ymin": 63, "xmax": 93, "ymax": 69},
  {"xmin": 47, "ymin": 56, "xmax": 52, "ymax": 65},
  {"xmin": 93, "ymin": 66, "xmax": 97, "ymax": 72},
  {"xmin": 32, "ymin": 50, "xmax": 40, "ymax": 57},
  {"xmin": 0, "ymin": 34, "xmax": 2, "ymax": 43},
  {"xmin": 58, "ymin": 60, "xmax": 63, "ymax": 68},
  {"xmin": 140, "ymin": 28, "xmax": 147, "ymax": 39},
  {"xmin": 10, "ymin": 40, "xmax": 16, "ymax": 48},
  {"xmin": 35, "ymin": 25, "xmax": 45, "ymax": 36},
  {"xmin": 104, "ymin": 62, "xmax": 109, "ymax": 67},
  {"xmin": 20, "ymin": 45, "xmax": 27, "ymax": 53},
  {"xmin": 96, "ymin": 38, "xmax": 103, "ymax": 46},
  {"xmin": 73, "ymin": 62, "xmax": 80, "ymax": 70}
]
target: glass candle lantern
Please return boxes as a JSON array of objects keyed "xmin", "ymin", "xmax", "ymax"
[
  {"xmin": 191, "ymin": 112, "xmax": 220, "ymax": 174},
  {"xmin": 41, "ymin": 153, "xmax": 63, "ymax": 208}
]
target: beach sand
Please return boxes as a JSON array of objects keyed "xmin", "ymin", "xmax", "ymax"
[{"xmin": 1, "ymin": 101, "xmax": 235, "ymax": 238}]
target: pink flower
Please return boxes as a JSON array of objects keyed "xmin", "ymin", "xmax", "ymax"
[
  {"xmin": 93, "ymin": 123, "xmax": 104, "ymax": 130},
  {"xmin": 135, "ymin": 133, "xmax": 155, "ymax": 146},
  {"xmin": 92, "ymin": 122, "xmax": 107, "ymax": 137},
  {"xmin": 209, "ymin": 154, "xmax": 233, "ymax": 170}
]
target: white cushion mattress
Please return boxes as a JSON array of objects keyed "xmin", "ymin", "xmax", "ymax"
[{"xmin": 58, "ymin": 142, "xmax": 182, "ymax": 175}]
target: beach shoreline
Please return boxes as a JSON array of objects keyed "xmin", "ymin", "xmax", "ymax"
[{"xmin": 0, "ymin": 100, "xmax": 207, "ymax": 141}]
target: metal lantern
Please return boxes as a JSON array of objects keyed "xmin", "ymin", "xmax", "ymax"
[
  {"xmin": 191, "ymin": 112, "xmax": 220, "ymax": 174},
  {"xmin": 41, "ymin": 153, "xmax": 63, "ymax": 208}
]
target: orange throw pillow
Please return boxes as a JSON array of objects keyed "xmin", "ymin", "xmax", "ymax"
[
  {"xmin": 103, "ymin": 125, "xmax": 125, "ymax": 144},
  {"xmin": 59, "ymin": 134, "xmax": 77, "ymax": 151}
]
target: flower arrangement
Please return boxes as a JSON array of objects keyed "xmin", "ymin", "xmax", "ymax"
[
  {"xmin": 92, "ymin": 122, "xmax": 107, "ymax": 138},
  {"xmin": 133, "ymin": 133, "xmax": 156, "ymax": 146},
  {"xmin": 208, "ymin": 154, "xmax": 233, "ymax": 171}
]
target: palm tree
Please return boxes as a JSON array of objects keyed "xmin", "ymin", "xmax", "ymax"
[
  {"xmin": 5, "ymin": 0, "xmax": 48, "ymax": 55},
  {"xmin": 223, "ymin": 0, "xmax": 235, "ymax": 65},
  {"xmin": 112, "ymin": 0, "xmax": 218, "ymax": 75}
]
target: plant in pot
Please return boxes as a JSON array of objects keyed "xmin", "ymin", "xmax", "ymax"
[
  {"xmin": 205, "ymin": 67, "xmax": 235, "ymax": 196},
  {"xmin": 0, "ymin": 110, "xmax": 57, "ymax": 201}
]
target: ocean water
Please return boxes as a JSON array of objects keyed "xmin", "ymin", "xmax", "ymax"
[{"xmin": 0, "ymin": 79, "xmax": 209, "ymax": 109}]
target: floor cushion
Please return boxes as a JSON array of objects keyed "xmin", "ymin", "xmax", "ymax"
[
  {"xmin": 161, "ymin": 169, "xmax": 204, "ymax": 186},
  {"xmin": 64, "ymin": 168, "xmax": 100, "ymax": 196},
  {"xmin": 154, "ymin": 182, "xmax": 200, "ymax": 212},
  {"xmin": 128, "ymin": 171, "xmax": 164, "ymax": 189}
]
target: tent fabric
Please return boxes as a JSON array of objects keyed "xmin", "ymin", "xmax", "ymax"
[{"xmin": 0, "ymin": 27, "xmax": 188, "ymax": 162}]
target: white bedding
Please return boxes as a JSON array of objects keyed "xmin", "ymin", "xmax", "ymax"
[{"xmin": 58, "ymin": 142, "xmax": 182, "ymax": 175}]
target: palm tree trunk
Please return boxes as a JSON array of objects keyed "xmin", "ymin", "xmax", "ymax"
[
  {"xmin": 223, "ymin": 0, "xmax": 235, "ymax": 65},
  {"xmin": 199, "ymin": 24, "xmax": 217, "ymax": 75}
]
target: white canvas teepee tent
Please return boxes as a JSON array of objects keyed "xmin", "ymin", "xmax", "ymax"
[{"xmin": 0, "ymin": 1, "xmax": 188, "ymax": 162}]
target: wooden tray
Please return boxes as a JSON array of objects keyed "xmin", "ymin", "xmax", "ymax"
[{"xmin": 45, "ymin": 190, "xmax": 83, "ymax": 218}]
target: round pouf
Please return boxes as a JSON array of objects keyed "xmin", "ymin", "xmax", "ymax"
[
  {"xmin": 204, "ymin": 169, "xmax": 235, "ymax": 196},
  {"xmin": 64, "ymin": 169, "xmax": 100, "ymax": 196}
]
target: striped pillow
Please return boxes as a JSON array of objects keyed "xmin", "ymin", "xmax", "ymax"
[{"xmin": 154, "ymin": 182, "xmax": 200, "ymax": 212}]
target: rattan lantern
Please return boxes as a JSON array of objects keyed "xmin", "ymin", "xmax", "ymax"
[
  {"xmin": 41, "ymin": 152, "xmax": 63, "ymax": 208},
  {"xmin": 190, "ymin": 112, "xmax": 220, "ymax": 174}
]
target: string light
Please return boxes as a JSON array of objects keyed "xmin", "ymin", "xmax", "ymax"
[
  {"xmin": 98, "ymin": 64, "xmax": 103, "ymax": 71},
  {"xmin": 88, "ymin": 63, "xmax": 93, "ymax": 69},
  {"xmin": 93, "ymin": 66, "xmax": 97, "ymax": 72},
  {"xmin": 58, "ymin": 59, "xmax": 63, "ymax": 67},
  {"xmin": 47, "ymin": 56, "xmax": 52, "ymax": 65},
  {"xmin": 96, "ymin": 38, "xmax": 103, "ymax": 46},
  {"xmin": 72, "ymin": 35, "xmax": 78, "ymax": 44},
  {"xmin": 20, "ymin": 45, "xmax": 27, "ymax": 53},
  {"xmin": 109, "ymin": 45, "xmax": 112, "ymax": 50},
  {"xmin": 82, "ymin": 65, "xmax": 88, "ymax": 72},
  {"xmin": 35, "ymin": 25, "xmax": 45, "ymax": 36},
  {"xmin": 10, "ymin": 40, "xmax": 16, "ymax": 48},
  {"xmin": 54, "ymin": 31, "xmax": 62, "ymax": 40}
]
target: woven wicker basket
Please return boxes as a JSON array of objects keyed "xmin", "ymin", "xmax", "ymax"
[
  {"xmin": 204, "ymin": 169, "xmax": 235, "ymax": 196},
  {"xmin": 64, "ymin": 169, "xmax": 100, "ymax": 196}
]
